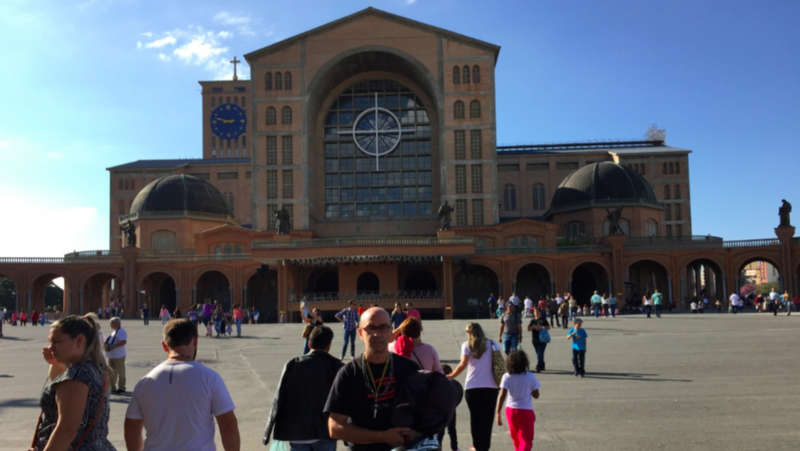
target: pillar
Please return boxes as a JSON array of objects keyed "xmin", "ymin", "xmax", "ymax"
[
  {"xmin": 442, "ymin": 257, "xmax": 454, "ymax": 319},
  {"xmin": 775, "ymin": 225, "xmax": 796, "ymax": 295},
  {"xmin": 278, "ymin": 261, "xmax": 289, "ymax": 322},
  {"xmin": 121, "ymin": 247, "xmax": 139, "ymax": 318},
  {"xmin": 79, "ymin": 289, "xmax": 85, "ymax": 315},
  {"xmin": 605, "ymin": 235, "xmax": 626, "ymax": 308}
]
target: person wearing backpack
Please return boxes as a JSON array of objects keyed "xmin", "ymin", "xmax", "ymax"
[{"xmin": 527, "ymin": 308, "xmax": 551, "ymax": 373}]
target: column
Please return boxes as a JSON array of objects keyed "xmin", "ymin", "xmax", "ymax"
[
  {"xmin": 80, "ymin": 289, "xmax": 85, "ymax": 315},
  {"xmin": 442, "ymin": 257, "xmax": 454, "ymax": 319},
  {"xmin": 774, "ymin": 225, "xmax": 796, "ymax": 296}
]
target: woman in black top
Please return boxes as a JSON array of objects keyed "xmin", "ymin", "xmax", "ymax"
[{"xmin": 527, "ymin": 308, "xmax": 550, "ymax": 372}]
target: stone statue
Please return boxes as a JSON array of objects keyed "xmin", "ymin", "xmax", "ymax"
[
  {"xmin": 120, "ymin": 220, "xmax": 136, "ymax": 247},
  {"xmin": 437, "ymin": 201, "xmax": 454, "ymax": 231},
  {"xmin": 274, "ymin": 207, "xmax": 291, "ymax": 235},
  {"xmin": 606, "ymin": 207, "xmax": 624, "ymax": 235},
  {"xmin": 779, "ymin": 199, "xmax": 792, "ymax": 227}
]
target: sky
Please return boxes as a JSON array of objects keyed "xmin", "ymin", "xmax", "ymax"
[{"xmin": 1, "ymin": 0, "xmax": 798, "ymax": 257}]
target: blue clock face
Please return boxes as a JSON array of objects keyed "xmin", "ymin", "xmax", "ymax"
[{"xmin": 210, "ymin": 103, "xmax": 247, "ymax": 140}]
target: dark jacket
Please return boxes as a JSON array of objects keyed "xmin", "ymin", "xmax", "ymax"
[{"xmin": 263, "ymin": 350, "xmax": 344, "ymax": 444}]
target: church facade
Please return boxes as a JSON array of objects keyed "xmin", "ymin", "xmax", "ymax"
[{"xmin": 1, "ymin": 8, "xmax": 796, "ymax": 320}]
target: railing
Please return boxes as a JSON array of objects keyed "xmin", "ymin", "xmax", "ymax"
[
  {"xmin": 624, "ymin": 235, "xmax": 724, "ymax": 249},
  {"xmin": 722, "ymin": 238, "xmax": 780, "ymax": 248},
  {"xmin": 0, "ymin": 257, "xmax": 65, "ymax": 264},
  {"xmin": 254, "ymin": 236, "xmax": 474, "ymax": 249},
  {"xmin": 289, "ymin": 290, "xmax": 443, "ymax": 303}
]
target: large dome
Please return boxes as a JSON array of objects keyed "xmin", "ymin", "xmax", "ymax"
[
  {"xmin": 130, "ymin": 174, "xmax": 231, "ymax": 218},
  {"xmin": 547, "ymin": 162, "xmax": 660, "ymax": 215}
]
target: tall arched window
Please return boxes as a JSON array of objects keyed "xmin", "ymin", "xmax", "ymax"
[
  {"xmin": 274, "ymin": 72, "xmax": 282, "ymax": 90},
  {"xmin": 469, "ymin": 100, "xmax": 481, "ymax": 118},
  {"xmin": 453, "ymin": 100, "xmax": 465, "ymax": 119},
  {"xmin": 532, "ymin": 183, "xmax": 545, "ymax": 210},
  {"xmin": 452, "ymin": 66, "xmax": 460, "ymax": 84},
  {"xmin": 646, "ymin": 219, "xmax": 658, "ymax": 237},
  {"xmin": 264, "ymin": 72, "xmax": 272, "ymax": 90},
  {"xmin": 284, "ymin": 71, "xmax": 292, "ymax": 90},
  {"xmin": 281, "ymin": 106, "xmax": 292, "ymax": 125},
  {"xmin": 462, "ymin": 65, "xmax": 470, "ymax": 83},
  {"xmin": 472, "ymin": 65, "xmax": 480, "ymax": 83},
  {"xmin": 265, "ymin": 106, "xmax": 277, "ymax": 125},
  {"xmin": 503, "ymin": 183, "xmax": 517, "ymax": 211}
]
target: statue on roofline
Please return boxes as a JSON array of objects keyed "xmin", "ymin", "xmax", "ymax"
[
  {"xmin": 437, "ymin": 201, "xmax": 454, "ymax": 231},
  {"xmin": 779, "ymin": 199, "xmax": 792, "ymax": 227},
  {"xmin": 606, "ymin": 207, "xmax": 624, "ymax": 236},
  {"xmin": 120, "ymin": 220, "xmax": 136, "ymax": 247}
]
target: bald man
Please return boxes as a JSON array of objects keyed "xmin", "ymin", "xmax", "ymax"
[{"xmin": 324, "ymin": 307, "xmax": 420, "ymax": 451}]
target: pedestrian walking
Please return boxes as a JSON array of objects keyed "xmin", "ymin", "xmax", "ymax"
[
  {"xmin": 447, "ymin": 323, "xmax": 500, "ymax": 451},
  {"xmin": 302, "ymin": 307, "xmax": 323, "ymax": 354},
  {"xmin": 264, "ymin": 326, "xmax": 342, "ymax": 451},
  {"xmin": 159, "ymin": 304, "xmax": 170, "ymax": 325},
  {"xmin": 105, "ymin": 317, "xmax": 128, "ymax": 394},
  {"xmin": 495, "ymin": 350, "xmax": 541, "ymax": 451},
  {"xmin": 499, "ymin": 302, "xmax": 523, "ymax": 354},
  {"xmin": 608, "ymin": 293, "xmax": 618, "ymax": 318},
  {"xmin": 440, "ymin": 364, "xmax": 460, "ymax": 451},
  {"xmin": 390, "ymin": 302, "xmax": 406, "ymax": 329},
  {"xmin": 141, "ymin": 304, "xmax": 149, "ymax": 326},
  {"xmin": 558, "ymin": 301, "xmax": 569, "ymax": 329},
  {"xmin": 389, "ymin": 316, "xmax": 442, "ymax": 373},
  {"xmin": 590, "ymin": 290, "xmax": 602, "ymax": 318},
  {"xmin": 232, "ymin": 304, "xmax": 244, "ymax": 337},
  {"xmin": 643, "ymin": 295, "xmax": 652, "ymax": 318},
  {"xmin": 527, "ymin": 308, "xmax": 550, "ymax": 372},
  {"xmin": 652, "ymin": 289, "xmax": 663, "ymax": 318},
  {"xmin": 124, "ymin": 318, "xmax": 240, "ymax": 450},
  {"xmin": 566, "ymin": 318, "xmax": 588, "ymax": 377}
]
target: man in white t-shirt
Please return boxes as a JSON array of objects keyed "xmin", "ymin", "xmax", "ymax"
[
  {"xmin": 105, "ymin": 317, "xmax": 128, "ymax": 394},
  {"xmin": 523, "ymin": 296, "xmax": 533, "ymax": 317},
  {"xmin": 729, "ymin": 292, "xmax": 741, "ymax": 314},
  {"xmin": 124, "ymin": 318, "xmax": 240, "ymax": 451}
]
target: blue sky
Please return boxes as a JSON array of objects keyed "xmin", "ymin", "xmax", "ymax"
[{"xmin": 1, "ymin": 0, "xmax": 798, "ymax": 256}]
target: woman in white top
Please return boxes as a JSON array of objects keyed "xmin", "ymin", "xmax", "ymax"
[
  {"xmin": 642, "ymin": 295, "xmax": 652, "ymax": 318},
  {"xmin": 447, "ymin": 322, "xmax": 500, "ymax": 451}
]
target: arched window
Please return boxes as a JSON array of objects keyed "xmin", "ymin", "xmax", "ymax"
[
  {"xmin": 646, "ymin": 219, "xmax": 658, "ymax": 237},
  {"xmin": 281, "ymin": 106, "xmax": 292, "ymax": 125},
  {"xmin": 453, "ymin": 100, "xmax": 465, "ymax": 119},
  {"xmin": 532, "ymin": 183, "xmax": 545, "ymax": 210},
  {"xmin": 503, "ymin": 183, "xmax": 517, "ymax": 211},
  {"xmin": 469, "ymin": 100, "xmax": 480, "ymax": 118},
  {"xmin": 151, "ymin": 230, "xmax": 176, "ymax": 250},
  {"xmin": 284, "ymin": 71, "xmax": 292, "ymax": 90},
  {"xmin": 472, "ymin": 65, "xmax": 480, "ymax": 83},
  {"xmin": 266, "ymin": 106, "xmax": 276, "ymax": 125},
  {"xmin": 565, "ymin": 221, "xmax": 586, "ymax": 240},
  {"xmin": 452, "ymin": 66, "xmax": 460, "ymax": 84},
  {"xmin": 275, "ymin": 72, "xmax": 282, "ymax": 90},
  {"xmin": 462, "ymin": 65, "xmax": 470, "ymax": 83},
  {"xmin": 264, "ymin": 72, "xmax": 272, "ymax": 90}
]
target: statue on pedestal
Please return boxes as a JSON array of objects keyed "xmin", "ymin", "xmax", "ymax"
[
  {"xmin": 779, "ymin": 199, "xmax": 792, "ymax": 227},
  {"xmin": 606, "ymin": 207, "xmax": 624, "ymax": 235},
  {"xmin": 437, "ymin": 201, "xmax": 454, "ymax": 231},
  {"xmin": 120, "ymin": 220, "xmax": 136, "ymax": 247},
  {"xmin": 274, "ymin": 207, "xmax": 291, "ymax": 235}
]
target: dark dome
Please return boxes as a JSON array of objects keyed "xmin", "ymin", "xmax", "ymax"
[
  {"xmin": 547, "ymin": 162, "xmax": 659, "ymax": 215},
  {"xmin": 130, "ymin": 174, "xmax": 231, "ymax": 218}
]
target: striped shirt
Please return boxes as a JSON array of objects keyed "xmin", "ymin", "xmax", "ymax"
[{"xmin": 335, "ymin": 308, "xmax": 359, "ymax": 331}]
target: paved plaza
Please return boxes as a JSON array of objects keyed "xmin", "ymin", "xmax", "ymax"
[{"xmin": 1, "ymin": 312, "xmax": 798, "ymax": 450}]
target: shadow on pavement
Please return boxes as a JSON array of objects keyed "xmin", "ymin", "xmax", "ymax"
[
  {"xmin": 0, "ymin": 336, "xmax": 33, "ymax": 341},
  {"xmin": 543, "ymin": 369, "xmax": 692, "ymax": 382},
  {"xmin": 0, "ymin": 398, "xmax": 40, "ymax": 410}
]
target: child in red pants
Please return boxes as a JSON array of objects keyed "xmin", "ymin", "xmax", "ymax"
[{"xmin": 495, "ymin": 350, "xmax": 541, "ymax": 451}]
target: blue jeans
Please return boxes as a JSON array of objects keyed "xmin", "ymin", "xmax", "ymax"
[
  {"xmin": 235, "ymin": 318, "xmax": 242, "ymax": 336},
  {"xmin": 502, "ymin": 333, "xmax": 518, "ymax": 354},
  {"xmin": 290, "ymin": 439, "xmax": 336, "ymax": 451},
  {"xmin": 654, "ymin": 304, "xmax": 662, "ymax": 318},
  {"xmin": 609, "ymin": 304, "xmax": 616, "ymax": 317},
  {"xmin": 341, "ymin": 328, "xmax": 356, "ymax": 358},
  {"xmin": 592, "ymin": 303, "xmax": 600, "ymax": 317},
  {"xmin": 533, "ymin": 342, "xmax": 547, "ymax": 371}
]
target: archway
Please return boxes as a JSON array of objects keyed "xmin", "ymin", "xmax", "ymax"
[
  {"xmin": 82, "ymin": 273, "xmax": 118, "ymax": 316},
  {"xmin": 400, "ymin": 267, "xmax": 439, "ymax": 297},
  {"xmin": 627, "ymin": 260, "xmax": 669, "ymax": 307},
  {"xmin": 306, "ymin": 268, "xmax": 339, "ymax": 300},
  {"xmin": 141, "ymin": 272, "xmax": 177, "ymax": 316},
  {"xmin": 246, "ymin": 268, "xmax": 277, "ymax": 323},
  {"xmin": 356, "ymin": 272, "xmax": 380, "ymax": 298},
  {"xmin": 685, "ymin": 259, "xmax": 724, "ymax": 305},
  {"xmin": 453, "ymin": 264, "xmax": 498, "ymax": 319},
  {"xmin": 196, "ymin": 271, "xmax": 231, "ymax": 311},
  {"xmin": 0, "ymin": 275, "xmax": 18, "ymax": 313},
  {"xmin": 571, "ymin": 262, "xmax": 609, "ymax": 306},
  {"xmin": 515, "ymin": 263, "xmax": 551, "ymax": 300},
  {"xmin": 32, "ymin": 273, "xmax": 65, "ymax": 314},
  {"xmin": 738, "ymin": 258, "xmax": 781, "ymax": 306}
]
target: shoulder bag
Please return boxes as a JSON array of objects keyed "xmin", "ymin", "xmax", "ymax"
[{"xmin": 489, "ymin": 340, "xmax": 505, "ymax": 386}]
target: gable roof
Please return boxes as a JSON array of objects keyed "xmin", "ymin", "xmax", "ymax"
[{"xmin": 244, "ymin": 7, "xmax": 501, "ymax": 63}]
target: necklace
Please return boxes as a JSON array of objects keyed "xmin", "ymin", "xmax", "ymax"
[{"xmin": 363, "ymin": 355, "xmax": 391, "ymax": 418}]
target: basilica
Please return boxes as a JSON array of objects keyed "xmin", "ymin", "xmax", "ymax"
[{"xmin": 1, "ymin": 8, "xmax": 796, "ymax": 320}]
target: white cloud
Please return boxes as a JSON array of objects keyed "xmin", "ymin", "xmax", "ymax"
[
  {"xmin": 213, "ymin": 11, "xmax": 255, "ymax": 36},
  {"xmin": 136, "ymin": 41, "xmax": 142, "ymax": 49},
  {"xmin": 406, "ymin": 0, "xmax": 417, "ymax": 4},
  {"xmin": 157, "ymin": 53, "xmax": 171, "ymax": 62},
  {"xmin": 145, "ymin": 35, "xmax": 177, "ymax": 48},
  {"xmin": 140, "ymin": 31, "xmax": 153, "ymax": 38},
  {"xmin": 173, "ymin": 33, "xmax": 227, "ymax": 65}
]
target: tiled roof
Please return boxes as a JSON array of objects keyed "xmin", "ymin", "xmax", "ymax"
[{"xmin": 108, "ymin": 158, "xmax": 249, "ymax": 170}]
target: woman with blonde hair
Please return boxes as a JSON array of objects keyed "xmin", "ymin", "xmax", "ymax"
[
  {"xmin": 33, "ymin": 314, "xmax": 114, "ymax": 450},
  {"xmin": 447, "ymin": 322, "xmax": 501, "ymax": 451}
]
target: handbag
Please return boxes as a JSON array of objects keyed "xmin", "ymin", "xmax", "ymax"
[
  {"xmin": 538, "ymin": 328, "xmax": 551, "ymax": 343},
  {"xmin": 300, "ymin": 323, "xmax": 314, "ymax": 338},
  {"xmin": 489, "ymin": 340, "xmax": 505, "ymax": 386}
]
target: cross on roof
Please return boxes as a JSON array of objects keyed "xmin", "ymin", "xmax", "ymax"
[{"xmin": 230, "ymin": 56, "xmax": 240, "ymax": 81}]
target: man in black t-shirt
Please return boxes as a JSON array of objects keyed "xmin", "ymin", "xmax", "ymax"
[
  {"xmin": 527, "ymin": 308, "xmax": 551, "ymax": 372},
  {"xmin": 325, "ymin": 307, "xmax": 420, "ymax": 451}
]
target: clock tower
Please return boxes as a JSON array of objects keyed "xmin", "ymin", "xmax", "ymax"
[{"xmin": 200, "ymin": 69, "xmax": 251, "ymax": 160}]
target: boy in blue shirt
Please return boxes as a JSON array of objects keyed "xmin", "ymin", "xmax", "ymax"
[{"xmin": 566, "ymin": 318, "xmax": 588, "ymax": 377}]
